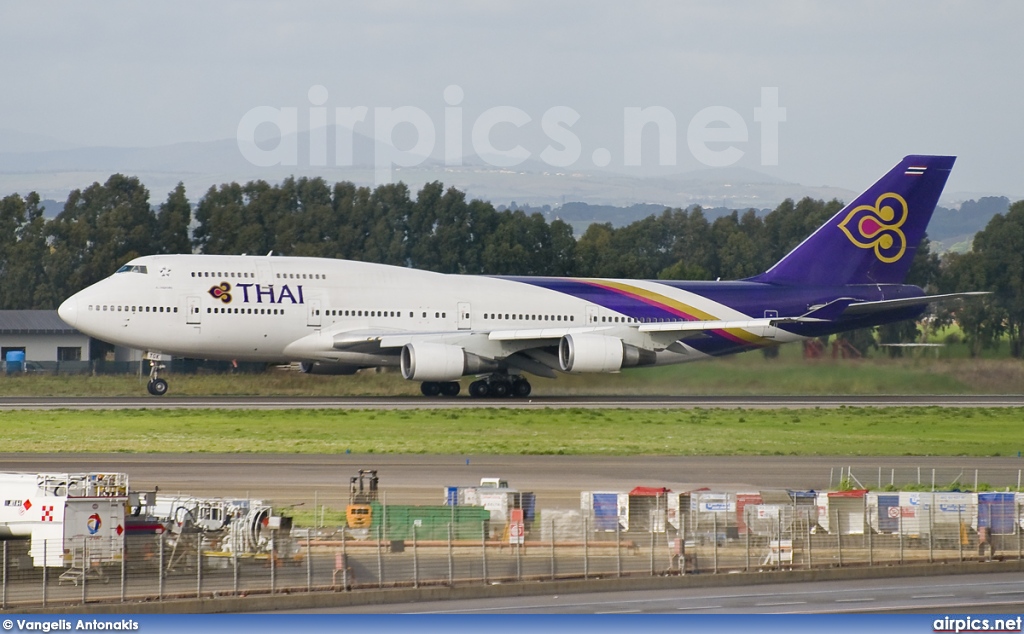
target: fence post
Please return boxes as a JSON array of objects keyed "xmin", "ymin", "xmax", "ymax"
[
  {"xmin": 120, "ymin": 535, "xmax": 126, "ymax": 603},
  {"xmin": 272, "ymin": 531, "xmax": 279, "ymax": 595},
  {"xmin": 376, "ymin": 525, "xmax": 383, "ymax": 588},
  {"xmin": 1018, "ymin": 503, "xmax": 1022, "ymax": 562},
  {"xmin": 197, "ymin": 532, "xmax": 203, "ymax": 598},
  {"xmin": 549, "ymin": 518, "xmax": 556, "ymax": 581},
  {"xmin": 616, "ymin": 522, "xmax": 622, "ymax": 578},
  {"xmin": 868, "ymin": 507, "xmax": 873, "ymax": 567},
  {"xmin": 713, "ymin": 512, "xmax": 718, "ymax": 574},
  {"xmin": 233, "ymin": 550, "xmax": 239, "ymax": 595},
  {"xmin": 899, "ymin": 510, "xmax": 904, "ymax": 564},
  {"xmin": 777, "ymin": 512, "xmax": 782, "ymax": 572},
  {"xmin": 42, "ymin": 539, "xmax": 47, "ymax": 608},
  {"xmin": 412, "ymin": 524, "xmax": 419, "ymax": 589},
  {"xmin": 649, "ymin": 526, "xmax": 655, "ymax": 577},
  {"xmin": 82, "ymin": 538, "xmax": 88, "ymax": 605},
  {"xmin": 306, "ymin": 531, "xmax": 312, "ymax": 592},
  {"xmin": 679, "ymin": 524, "xmax": 686, "ymax": 576},
  {"xmin": 837, "ymin": 512, "xmax": 843, "ymax": 568},
  {"xmin": 342, "ymin": 529, "xmax": 349, "ymax": 591},
  {"xmin": 158, "ymin": 535, "xmax": 164, "ymax": 601},
  {"xmin": 583, "ymin": 516, "xmax": 589, "ymax": 580},
  {"xmin": 958, "ymin": 506, "xmax": 964, "ymax": 563},
  {"xmin": 2, "ymin": 540, "xmax": 6, "ymax": 610},
  {"xmin": 482, "ymin": 521, "xmax": 488, "ymax": 585},
  {"xmin": 806, "ymin": 509, "xmax": 813, "ymax": 570},
  {"xmin": 928, "ymin": 499, "xmax": 934, "ymax": 563},
  {"xmin": 447, "ymin": 523, "xmax": 454, "ymax": 587},
  {"xmin": 744, "ymin": 508, "xmax": 750, "ymax": 572},
  {"xmin": 515, "ymin": 536, "xmax": 522, "ymax": 582}
]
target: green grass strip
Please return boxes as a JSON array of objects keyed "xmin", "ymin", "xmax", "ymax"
[{"xmin": 1, "ymin": 407, "xmax": 1022, "ymax": 456}]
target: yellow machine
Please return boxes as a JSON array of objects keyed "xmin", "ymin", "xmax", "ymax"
[{"xmin": 345, "ymin": 469, "xmax": 378, "ymax": 529}]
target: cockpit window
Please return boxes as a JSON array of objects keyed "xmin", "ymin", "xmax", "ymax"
[{"xmin": 115, "ymin": 265, "xmax": 149, "ymax": 274}]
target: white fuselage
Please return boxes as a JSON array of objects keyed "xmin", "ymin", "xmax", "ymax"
[{"xmin": 58, "ymin": 254, "xmax": 804, "ymax": 373}]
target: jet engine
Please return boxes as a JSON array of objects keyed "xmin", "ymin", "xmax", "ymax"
[
  {"xmin": 400, "ymin": 342, "xmax": 497, "ymax": 382},
  {"xmin": 558, "ymin": 333, "xmax": 655, "ymax": 373}
]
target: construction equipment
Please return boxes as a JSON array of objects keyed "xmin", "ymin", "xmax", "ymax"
[{"xmin": 346, "ymin": 470, "xmax": 379, "ymax": 530}]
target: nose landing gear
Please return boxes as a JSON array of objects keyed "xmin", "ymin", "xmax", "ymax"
[{"xmin": 145, "ymin": 353, "xmax": 169, "ymax": 396}]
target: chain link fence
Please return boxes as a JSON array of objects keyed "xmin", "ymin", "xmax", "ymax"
[{"xmin": 1, "ymin": 501, "xmax": 1022, "ymax": 611}]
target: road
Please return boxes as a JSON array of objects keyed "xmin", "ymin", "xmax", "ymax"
[
  {"xmin": 0, "ymin": 453, "xmax": 1020, "ymax": 509},
  {"xmin": 306, "ymin": 572, "xmax": 1024, "ymax": 614}
]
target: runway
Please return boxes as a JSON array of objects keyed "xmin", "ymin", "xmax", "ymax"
[{"xmin": 2, "ymin": 394, "xmax": 1024, "ymax": 410}]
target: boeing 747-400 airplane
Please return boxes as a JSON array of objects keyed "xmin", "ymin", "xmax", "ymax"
[{"xmin": 58, "ymin": 155, "xmax": 981, "ymax": 397}]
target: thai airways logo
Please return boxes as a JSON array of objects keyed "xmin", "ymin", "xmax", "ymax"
[
  {"xmin": 208, "ymin": 282, "xmax": 232, "ymax": 303},
  {"xmin": 87, "ymin": 513, "xmax": 102, "ymax": 535},
  {"xmin": 837, "ymin": 192, "xmax": 908, "ymax": 263}
]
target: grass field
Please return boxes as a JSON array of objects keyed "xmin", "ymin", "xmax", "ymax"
[
  {"xmin": 2, "ymin": 351, "xmax": 1023, "ymax": 397},
  {"xmin": 0, "ymin": 407, "xmax": 1021, "ymax": 456}
]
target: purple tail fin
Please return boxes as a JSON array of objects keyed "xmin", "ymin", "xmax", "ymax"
[{"xmin": 753, "ymin": 155, "xmax": 955, "ymax": 286}]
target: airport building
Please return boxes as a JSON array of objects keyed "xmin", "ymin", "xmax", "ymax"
[{"xmin": 0, "ymin": 310, "xmax": 91, "ymax": 371}]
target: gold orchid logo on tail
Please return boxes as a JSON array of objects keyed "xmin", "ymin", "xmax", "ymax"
[{"xmin": 837, "ymin": 192, "xmax": 909, "ymax": 263}]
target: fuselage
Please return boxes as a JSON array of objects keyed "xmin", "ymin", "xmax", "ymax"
[{"xmin": 58, "ymin": 253, "xmax": 925, "ymax": 367}]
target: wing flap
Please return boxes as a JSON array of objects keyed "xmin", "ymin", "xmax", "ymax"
[{"xmin": 487, "ymin": 326, "xmax": 612, "ymax": 341}]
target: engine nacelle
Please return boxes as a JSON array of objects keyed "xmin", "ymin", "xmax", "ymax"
[
  {"xmin": 401, "ymin": 343, "xmax": 499, "ymax": 381},
  {"xmin": 558, "ymin": 334, "xmax": 655, "ymax": 373},
  {"xmin": 559, "ymin": 334, "xmax": 624, "ymax": 373},
  {"xmin": 399, "ymin": 343, "xmax": 457, "ymax": 382},
  {"xmin": 299, "ymin": 362, "xmax": 361, "ymax": 376}
]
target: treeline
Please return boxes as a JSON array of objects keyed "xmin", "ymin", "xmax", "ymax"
[{"xmin": 0, "ymin": 173, "xmax": 1021, "ymax": 356}]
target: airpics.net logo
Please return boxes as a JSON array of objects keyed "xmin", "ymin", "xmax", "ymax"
[{"xmin": 236, "ymin": 85, "xmax": 786, "ymax": 187}]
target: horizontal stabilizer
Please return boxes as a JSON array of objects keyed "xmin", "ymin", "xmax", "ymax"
[{"xmin": 842, "ymin": 292, "xmax": 989, "ymax": 316}]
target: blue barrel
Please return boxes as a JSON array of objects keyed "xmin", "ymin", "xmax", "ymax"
[{"xmin": 5, "ymin": 350, "xmax": 25, "ymax": 373}]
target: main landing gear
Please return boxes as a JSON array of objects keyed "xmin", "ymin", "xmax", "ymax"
[
  {"xmin": 418, "ymin": 375, "xmax": 533, "ymax": 398},
  {"xmin": 468, "ymin": 376, "xmax": 531, "ymax": 399},
  {"xmin": 146, "ymin": 354, "xmax": 168, "ymax": 396},
  {"xmin": 419, "ymin": 381, "xmax": 462, "ymax": 397}
]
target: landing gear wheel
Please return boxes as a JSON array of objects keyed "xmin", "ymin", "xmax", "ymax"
[
  {"xmin": 420, "ymin": 381, "xmax": 442, "ymax": 397},
  {"xmin": 440, "ymin": 382, "xmax": 461, "ymax": 397},
  {"xmin": 147, "ymin": 378, "xmax": 168, "ymax": 397},
  {"xmin": 469, "ymin": 380, "xmax": 489, "ymax": 398},
  {"xmin": 490, "ymin": 381, "xmax": 509, "ymax": 398},
  {"xmin": 512, "ymin": 378, "xmax": 532, "ymax": 398}
]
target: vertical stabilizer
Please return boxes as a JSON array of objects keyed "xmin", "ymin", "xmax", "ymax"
[{"xmin": 753, "ymin": 155, "xmax": 955, "ymax": 286}]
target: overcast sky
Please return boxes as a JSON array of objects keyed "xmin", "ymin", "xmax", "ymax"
[{"xmin": 1, "ymin": 1, "xmax": 1021, "ymax": 196}]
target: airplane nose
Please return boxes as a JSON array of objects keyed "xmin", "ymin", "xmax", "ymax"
[{"xmin": 58, "ymin": 295, "xmax": 79, "ymax": 328}]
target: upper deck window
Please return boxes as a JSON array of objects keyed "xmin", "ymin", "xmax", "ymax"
[{"xmin": 115, "ymin": 265, "xmax": 148, "ymax": 274}]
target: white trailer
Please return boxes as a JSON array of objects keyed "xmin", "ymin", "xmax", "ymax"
[{"xmin": 0, "ymin": 472, "xmax": 129, "ymax": 568}]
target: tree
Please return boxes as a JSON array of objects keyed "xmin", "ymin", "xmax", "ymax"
[
  {"xmin": 960, "ymin": 200, "xmax": 1024, "ymax": 357},
  {"xmin": 157, "ymin": 183, "xmax": 192, "ymax": 254},
  {"xmin": 47, "ymin": 174, "xmax": 158, "ymax": 299},
  {"xmin": 936, "ymin": 251, "xmax": 998, "ymax": 357}
]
